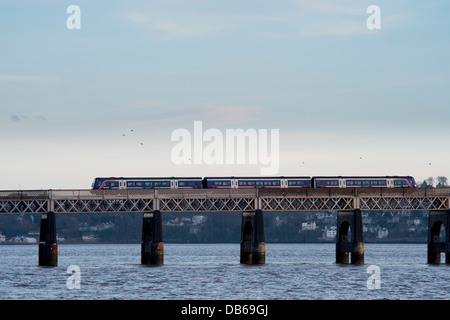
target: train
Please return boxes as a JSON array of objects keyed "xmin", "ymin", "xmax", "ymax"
[{"xmin": 92, "ymin": 176, "xmax": 417, "ymax": 190}]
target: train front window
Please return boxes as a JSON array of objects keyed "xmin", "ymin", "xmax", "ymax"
[{"xmin": 94, "ymin": 180, "xmax": 103, "ymax": 188}]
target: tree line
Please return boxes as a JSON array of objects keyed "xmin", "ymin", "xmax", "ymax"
[{"xmin": 418, "ymin": 176, "xmax": 448, "ymax": 188}]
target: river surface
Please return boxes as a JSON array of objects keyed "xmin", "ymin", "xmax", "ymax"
[{"xmin": 0, "ymin": 243, "xmax": 449, "ymax": 300}]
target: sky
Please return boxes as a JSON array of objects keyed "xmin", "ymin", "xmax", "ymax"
[{"xmin": 0, "ymin": 0, "xmax": 449, "ymax": 189}]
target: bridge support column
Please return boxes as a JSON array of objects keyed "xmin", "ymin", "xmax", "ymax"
[
  {"xmin": 141, "ymin": 211, "xmax": 164, "ymax": 265},
  {"xmin": 427, "ymin": 210, "xmax": 450, "ymax": 264},
  {"xmin": 39, "ymin": 211, "xmax": 57, "ymax": 267},
  {"xmin": 336, "ymin": 209, "xmax": 364, "ymax": 264},
  {"xmin": 240, "ymin": 209, "xmax": 265, "ymax": 265}
]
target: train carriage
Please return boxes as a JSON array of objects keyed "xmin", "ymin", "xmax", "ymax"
[
  {"xmin": 311, "ymin": 176, "xmax": 416, "ymax": 188},
  {"xmin": 92, "ymin": 177, "xmax": 203, "ymax": 190},
  {"xmin": 92, "ymin": 176, "xmax": 416, "ymax": 190},
  {"xmin": 203, "ymin": 176, "xmax": 311, "ymax": 189}
]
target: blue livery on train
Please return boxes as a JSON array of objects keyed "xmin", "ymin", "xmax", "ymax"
[{"xmin": 92, "ymin": 176, "xmax": 416, "ymax": 190}]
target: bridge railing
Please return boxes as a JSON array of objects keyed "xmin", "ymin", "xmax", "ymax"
[
  {"xmin": 47, "ymin": 189, "xmax": 259, "ymax": 200},
  {"xmin": 1, "ymin": 187, "xmax": 450, "ymax": 200},
  {"xmin": 0, "ymin": 190, "xmax": 49, "ymax": 200}
]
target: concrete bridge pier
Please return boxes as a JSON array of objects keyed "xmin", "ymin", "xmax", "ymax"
[
  {"xmin": 336, "ymin": 209, "xmax": 364, "ymax": 264},
  {"xmin": 38, "ymin": 211, "xmax": 57, "ymax": 266},
  {"xmin": 427, "ymin": 210, "xmax": 450, "ymax": 264},
  {"xmin": 240, "ymin": 209, "xmax": 265, "ymax": 265},
  {"xmin": 141, "ymin": 210, "xmax": 164, "ymax": 265}
]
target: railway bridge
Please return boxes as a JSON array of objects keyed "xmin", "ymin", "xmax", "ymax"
[{"xmin": 1, "ymin": 187, "xmax": 449, "ymax": 266}]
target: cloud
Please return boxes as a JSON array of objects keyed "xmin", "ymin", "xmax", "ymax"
[
  {"xmin": 10, "ymin": 114, "xmax": 22, "ymax": 122},
  {"xmin": 10, "ymin": 113, "xmax": 47, "ymax": 122}
]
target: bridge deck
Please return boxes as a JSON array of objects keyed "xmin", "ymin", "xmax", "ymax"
[{"xmin": 0, "ymin": 188, "xmax": 449, "ymax": 213}]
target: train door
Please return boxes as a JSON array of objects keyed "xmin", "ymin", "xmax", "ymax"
[
  {"xmin": 387, "ymin": 179, "xmax": 394, "ymax": 188},
  {"xmin": 171, "ymin": 180, "xmax": 179, "ymax": 189},
  {"xmin": 339, "ymin": 179, "xmax": 346, "ymax": 188},
  {"xmin": 119, "ymin": 180, "xmax": 126, "ymax": 190},
  {"xmin": 281, "ymin": 179, "xmax": 288, "ymax": 188},
  {"xmin": 231, "ymin": 179, "xmax": 238, "ymax": 188}
]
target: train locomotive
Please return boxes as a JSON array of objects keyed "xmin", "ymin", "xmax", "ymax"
[{"xmin": 92, "ymin": 176, "xmax": 416, "ymax": 190}]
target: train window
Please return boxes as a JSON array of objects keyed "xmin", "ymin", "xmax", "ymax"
[
  {"xmin": 321, "ymin": 180, "xmax": 338, "ymax": 186},
  {"xmin": 289, "ymin": 180, "xmax": 307, "ymax": 186},
  {"xmin": 213, "ymin": 181, "xmax": 231, "ymax": 187},
  {"xmin": 161, "ymin": 181, "xmax": 170, "ymax": 187},
  {"xmin": 136, "ymin": 182, "xmax": 143, "ymax": 187},
  {"xmin": 105, "ymin": 181, "xmax": 119, "ymax": 188},
  {"xmin": 144, "ymin": 182, "xmax": 152, "ymax": 187},
  {"xmin": 104, "ymin": 181, "xmax": 119, "ymax": 188},
  {"xmin": 127, "ymin": 182, "xmax": 136, "ymax": 187},
  {"xmin": 179, "ymin": 181, "xmax": 200, "ymax": 187},
  {"xmin": 264, "ymin": 180, "xmax": 280, "ymax": 186}
]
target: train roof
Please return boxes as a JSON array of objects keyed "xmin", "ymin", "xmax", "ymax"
[
  {"xmin": 203, "ymin": 176, "xmax": 311, "ymax": 179},
  {"xmin": 311, "ymin": 176, "xmax": 414, "ymax": 179},
  {"xmin": 94, "ymin": 177, "xmax": 203, "ymax": 180}
]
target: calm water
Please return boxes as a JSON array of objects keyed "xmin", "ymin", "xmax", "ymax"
[{"xmin": 0, "ymin": 243, "xmax": 449, "ymax": 300}]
